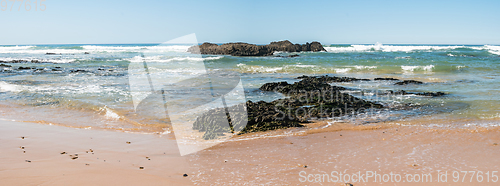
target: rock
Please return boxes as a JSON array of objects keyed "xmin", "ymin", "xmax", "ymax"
[
  {"xmin": 126, "ymin": 141, "xmax": 131, "ymax": 144},
  {"xmin": 183, "ymin": 174, "xmax": 188, "ymax": 177},
  {"xmin": 0, "ymin": 64, "xmax": 12, "ymax": 67},
  {"xmin": 414, "ymin": 92, "xmax": 446, "ymax": 97},
  {"xmin": 275, "ymin": 54, "xmax": 300, "ymax": 58},
  {"xmin": 188, "ymin": 40, "xmax": 326, "ymax": 56},
  {"xmin": 45, "ymin": 53, "xmax": 59, "ymax": 55},
  {"xmin": 61, "ymin": 152, "xmax": 67, "ymax": 154},
  {"xmin": 297, "ymin": 75, "xmax": 370, "ymax": 82},
  {"xmin": 387, "ymin": 90, "xmax": 446, "ymax": 97},
  {"xmin": 345, "ymin": 183, "xmax": 354, "ymax": 186},
  {"xmin": 21, "ymin": 136, "xmax": 25, "ymax": 139},
  {"xmin": 25, "ymin": 160, "xmax": 31, "ymax": 163},
  {"xmin": 394, "ymin": 80, "xmax": 424, "ymax": 85},
  {"xmin": 84, "ymin": 52, "xmax": 90, "ymax": 54},
  {"xmin": 72, "ymin": 156, "xmax": 78, "ymax": 160},
  {"xmin": 139, "ymin": 167, "xmax": 144, "ymax": 170},
  {"xmin": 259, "ymin": 81, "xmax": 290, "ymax": 92},
  {"xmin": 374, "ymin": 77, "xmax": 399, "ymax": 81},
  {"xmin": 70, "ymin": 69, "xmax": 87, "ymax": 73},
  {"xmin": 18, "ymin": 67, "xmax": 32, "ymax": 70},
  {"xmin": 193, "ymin": 75, "xmax": 383, "ymax": 139}
]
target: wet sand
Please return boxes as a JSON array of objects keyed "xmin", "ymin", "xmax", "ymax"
[
  {"xmin": 2, "ymin": 117, "xmax": 500, "ymax": 185},
  {"xmin": 0, "ymin": 120, "xmax": 192, "ymax": 186}
]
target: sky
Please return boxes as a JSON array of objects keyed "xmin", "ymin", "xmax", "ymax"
[{"xmin": 1, "ymin": 0, "xmax": 499, "ymax": 45}]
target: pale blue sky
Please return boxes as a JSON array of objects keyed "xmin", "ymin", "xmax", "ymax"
[{"xmin": 1, "ymin": 0, "xmax": 499, "ymax": 45}]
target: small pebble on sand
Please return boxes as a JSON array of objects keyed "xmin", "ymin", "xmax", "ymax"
[
  {"xmin": 126, "ymin": 141, "xmax": 131, "ymax": 144},
  {"xmin": 183, "ymin": 174, "xmax": 188, "ymax": 177},
  {"xmin": 139, "ymin": 167, "xmax": 144, "ymax": 170}
]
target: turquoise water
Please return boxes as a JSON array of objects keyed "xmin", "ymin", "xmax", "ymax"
[{"xmin": 0, "ymin": 43, "xmax": 499, "ymax": 132}]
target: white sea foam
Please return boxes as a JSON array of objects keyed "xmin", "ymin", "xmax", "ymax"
[
  {"xmin": 0, "ymin": 82, "xmax": 22, "ymax": 92},
  {"xmin": 293, "ymin": 64, "xmax": 316, "ymax": 68},
  {"xmin": 334, "ymin": 68, "xmax": 351, "ymax": 73},
  {"xmin": 348, "ymin": 65, "xmax": 377, "ymax": 70},
  {"xmin": 324, "ymin": 44, "xmax": 500, "ymax": 53},
  {"xmin": 485, "ymin": 45, "xmax": 500, "ymax": 55},
  {"xmin": 401, "ymin": 65, "xmax": 434, "ymax": 72},
  {"xmin": 0, "ymin": 45, "xmax": 192, "ymax": 54},
  {"xmin": 127, "ymin": 55, "xmax": 223, "ymax": 63},
  {"xmin": 82, "ymin": 45, "xmax": 191, "ymax": 53},
  {"xmin": 100, "ymin": 106, "xmax": 122, "ymax": 120},
  {"xmin": 236, "ymin": 64, "xmax": 283, "ymax": 73}
]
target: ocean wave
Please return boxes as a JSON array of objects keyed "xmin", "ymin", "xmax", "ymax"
[
  {"xmin": 0, "ymin": 82, "xmax": 22, "ymax": 92},
  {"xmin": 0, "ymin": 57, "xmax": 76, "ymax": 63},
  {"xmin": 485, "ymin": 45, "xmax": 500, "ymax": 55},
  {"xmin": 99, "ymin": 106, "xmax": 122, "ymax": 120},
  {"xmin": 0, "ymin": 45, "xmax": 192, "ymax": 54},
  {"xmin": 82, "ymin": 45, "xmax": 191, "ymax": 53},
  {"xmin": 127, "ymin": 55, "xmax": 223, "ymax": 63},
  {"xmin": 347, "ymin": 65, "xmax": 377, "ymax": 70},
  {"xmin": 401, "ymin": 65, "xmax": 435, "ymax": 72},
  {"xmin": 334, "ymin": 68, "xmax": 351, "ymax": 73},
  {"xmin": 324, "ymin": 44, "xmax": 500, "ymax": 54}
]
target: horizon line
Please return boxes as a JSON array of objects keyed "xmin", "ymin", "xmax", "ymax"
[{"xmin": 0, "ymin": 42, "xmax": 499, "ymax": 46}]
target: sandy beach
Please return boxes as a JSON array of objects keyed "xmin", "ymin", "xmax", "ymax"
[{"xmin": 2, "ymin": 116, "xmax": 500, "ymax": 185}]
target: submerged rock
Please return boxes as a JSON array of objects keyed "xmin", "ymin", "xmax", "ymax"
[
  {"xmin": 388, "ymin": 90, "xmax": 446, "ymax": 97},
  {"xmin": 0, "ymin": 64, "xmax": 12, "ymax": 67},
  {"xmin": 188, "ymin": 40, "xmax": 326, "ymax": 56},
  {"xmin": 374, "ymin": 77, "xmax": 400, "ymax": 81},
  {"xmin": 18, "ymin": 67, "xmax": 32, "ymax": 70}
]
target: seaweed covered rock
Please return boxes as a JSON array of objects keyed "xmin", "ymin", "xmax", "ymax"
[
  {"xmin": 192, "ymin": 76, "xmax": 383, "ymax": 139},
  {"xmin": 187, "ymin": 40, "xmax": 326, "ymax": 57},
  {"xmin": 388, "ymin": 90, "xmax": 446, "ymax": 97},
  {"xmin": 374, "ymin": 77, "xmax": 400, "ymax": 81},
  {"xmin": 395, "ymin": 80, "xmax": 424, "ymax": 85},
  {"xmin": 297, "ymin": 75, "xmax": 370, "ymax": 83}
]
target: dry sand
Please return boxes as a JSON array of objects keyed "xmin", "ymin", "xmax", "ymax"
[{"xmin": 2, "ymin": 117, "xmax": 500, "ymax": 185}]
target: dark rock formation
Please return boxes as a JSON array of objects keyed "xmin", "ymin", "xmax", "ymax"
[
  {"xmin": 187, "ymin": 40, "xmax": 326, "ymax": 56},
  {"xmin": 70, "ymin": 69, "xmax": 88, "ymax": 73},
  {"xmin": 0, "ymin": 64, "xmax": 12, "ymax": 67},
  {"xmin": 275, "ymin": 54, "xmax": 300, "ymax": 58},
  {"xmin": 193, "ymin": 76, "xmax": 383, "ymax": 139},
  {"xmin": 394, "ymin": 80, "xmax": 424, "ymax": 85},
  {"xmin": 388, "ymin": 90, "xmax": 446, "ymax": 97},
  {"xmin": 375, "ymin": 77, "xmax": 400, "ymax": 81},
  {"xmin": 18, "ymin": 67, "xmax": 32, "ymax": 70},
  {"xmin": 297, "ymin": 75, "xmax": 370, "ymax": 83}
]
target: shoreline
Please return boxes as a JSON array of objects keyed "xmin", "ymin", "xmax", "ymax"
[{"xmin": 2, "ymin": 115, "xmax": 500, "ymax": 185}]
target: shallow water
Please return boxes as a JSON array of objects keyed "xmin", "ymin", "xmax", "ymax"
[{"xmin": 0, "ymin": 43, "xmax": 499, "ymax": 133}]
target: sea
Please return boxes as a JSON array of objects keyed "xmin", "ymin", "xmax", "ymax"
[{"xmin": 1, "ymin": 43, "xmax": 499, "ymax": 136}]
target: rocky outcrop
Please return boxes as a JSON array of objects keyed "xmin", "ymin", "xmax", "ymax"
[
  {"xmin": 297, "ymin": 75, "xmax": 370, "ymax": 83},
  {"xmin": 187, "ymin": 40, "xmax": 326, "ymax": 56},
  {"xmin": 394, "ymin": 80, "xmax": 424, "ymax": 85},
  {"xmin": 375, "ymin": 77, "xmax": 400, "ymax": 81},
  {"xmin": 192, "ymin": 75, "xmax": 383, "ymax": 139},
  {"xmin": 387, "ymin": 90, "xmax": 446, "ymax": 97}
]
